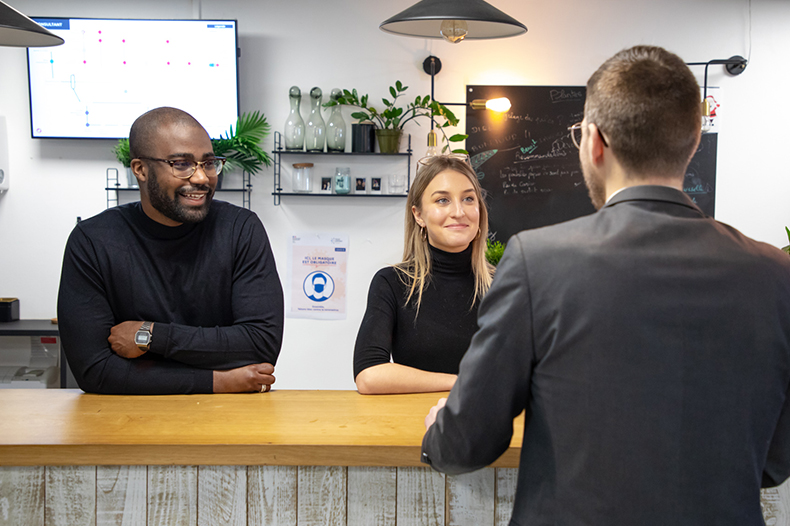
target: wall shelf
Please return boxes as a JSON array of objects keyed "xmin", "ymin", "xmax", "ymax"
[
  {"xmin": 271, "ymin": 131, "xmax": 412, "ymax": 205},
  {"xmin": 105, "ymin": 168, "xmax": 252, "ymax": 209}
]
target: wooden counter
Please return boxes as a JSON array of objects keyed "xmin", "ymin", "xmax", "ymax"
[
  {"xmin": 0, "ymin": 389, "xmax": 786, "ymax": 526},
  {"xmin": 0, "ymin": 389, "xmax": 523, "ymax": 467}
]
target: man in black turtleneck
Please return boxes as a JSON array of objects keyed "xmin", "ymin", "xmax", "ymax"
[{"xmin": 57, "ymin": 107, "xmax": 284, "ymax": 394}]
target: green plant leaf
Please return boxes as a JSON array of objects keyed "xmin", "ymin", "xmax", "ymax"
[
  {"xmin": 451, "ymin": 148, "xmax": 469, "ymax": 155},
  {"xmin": 449, "ymin": 134, "xmax": 468, "ymax": 142},
  {"xmin": 786, "ymin": 226, "xmax": 790, "ymax": 243},
  {"xmin": 211, "ymin": 110, "xmax": 272, "ymax": 175},
  {"xmin": 382, "ymin": 98, "xmax": 391, "ymax": 107},
  {"xmin": 396, "ymin": 80, "xmax": 403, "ymax": 91},
  {"xmin": 389, "ymin": 86, "xmax": 397, "ymax": 99},
  {"xmin": 485, "ymin": 239, "xmax": 506, "ymax": 266},
  {"xmin": 113, "ymin": 138, "xmax": 131, "ymax": 167}
]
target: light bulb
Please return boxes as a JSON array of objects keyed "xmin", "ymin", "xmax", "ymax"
[
  {"xmin": 425, "ymin": 130, "xmax": 440, "ymax": 157},
  {"xmin": 485, "ymin": 97, "xmax": 511, "ymax": 113},
  {"xmin": 440, "ymin": 20, "xmax": 468, "ymax": 44},
  {"xmin": 700, "ymin": 98, "xmax": 712, "ymax": 133}
]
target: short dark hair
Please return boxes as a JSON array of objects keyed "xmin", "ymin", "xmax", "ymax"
[
  {"xmin": 585, "ymin": 46, "xmax": 701, "ymax": 178},
  {"xmin": 129, "ymin": 107, "xmax": 206, "ymax": 159}
]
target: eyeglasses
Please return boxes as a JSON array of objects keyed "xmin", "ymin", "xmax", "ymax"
[
  {"xmin": 137, "ymin": 157, "xmax": 226, "ymax": 179},
  {"xmin": 417, "ymin": 153, "xmax": 471, "ymax": 169},
  {"xmin": 568, "ymin": 122, "xmax": 609, "ymax": 149}
]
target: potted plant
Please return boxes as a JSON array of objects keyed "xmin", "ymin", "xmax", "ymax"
[
  {"xmin": 211, "ymin": 111, "xmax": 272, "ymax": 188},
  {"xmin": 113, "ymin": 111, "xmax": 272, "ymax": 190},
  {"xmin": 112, "ymin": 138, "xmax": 136, "ymax": 188},
  {"xmin": 324, "ymin": 81, "xmax": 467, "ymax": 154},
  {"xmin": 485, "ymin": 239, "xmax": 506, "ymax": 266}
]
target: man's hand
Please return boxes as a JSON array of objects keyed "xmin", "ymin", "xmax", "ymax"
[
  {"xmin": 213, "ymin": 363, "xmax": 276, "ymax": 393},
  {"xmin": 108, "ymin": 321, "xmax": 149, "ymax": 359},
  {"xmin": 425, "ymin": 397, "xmax": 447, "ymax": 429}
]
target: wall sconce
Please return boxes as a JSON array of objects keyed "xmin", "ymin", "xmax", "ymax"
[
  {"xmin": 0, "ymin": 1, "xmax": 63, "ymax": 47},
  {"xmin": 686, "ymin": 56, "xmax": 747, "ymax": 133},
  {"xmin": 421, "ymin": 55, "xmax": 509, "ymax": 152},
  {"xmin": 423, "ymin": 56, "xmax": 511, "ymax": 114},
  {"xmin": 380, "ymin": 0, "xmax": 527, "ymax": 43}
]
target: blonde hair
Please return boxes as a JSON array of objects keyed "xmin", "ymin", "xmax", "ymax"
[{"xmin": 394, "ymin": 156, "xmax": 494, "ymax": 312}]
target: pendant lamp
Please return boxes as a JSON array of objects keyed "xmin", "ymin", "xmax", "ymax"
[
  {"xmin": 0, "ymin": 1, "xmax": 63, "ymax": 47},
  {"xmin": 380, "ymin": 0, "xmax": 526, "ymax": 43}
]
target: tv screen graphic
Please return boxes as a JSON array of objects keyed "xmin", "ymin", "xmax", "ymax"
[{"xmin": 27, "ymin": 18, "xmax": 239, "ymax": 139}]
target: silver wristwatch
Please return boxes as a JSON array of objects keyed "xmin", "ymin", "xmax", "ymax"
[{"xmin": 134, "ymin": 321, "xmax": 153, "ymax": 351}]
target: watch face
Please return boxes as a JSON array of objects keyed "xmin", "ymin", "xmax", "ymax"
[{"xmin": 135, "ymin": 332, "xmax": 150, "ymax": 345}]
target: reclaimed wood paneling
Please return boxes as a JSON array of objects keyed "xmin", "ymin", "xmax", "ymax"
[
  {"xmin": 148, "ymin": 465, "xmax": 197, "ymax": 526},
  {"xmin": 448, "ymin": 468, "xmax": 495, "ymax": 526},
  {"xmin": 97, "ymin": 465, "xmax": 146, "ymax": 526},
  {"xmin": 495, "ymin": 468, "xmax": 518, "ymax": 526},
  {"xmin": 347, "ymin": 466, "xmax": 396, "ymax": 526},
  {"xmin": 297, "ymin": 466, "xmax": 347, "ymax": 526},
  {"xmin": 763, "ymin": 478, "xmax": 790, "ymax": 526},
  {"xmin": 396, "ymin": 466, "xmax": 445, "ymax": 526},
  {"xmin": 45, "ymin": 465, "xmax": 95, "ymax": 526},
  {"xmin": 0, "ymin": 466, "xmax": 44, "ymax": 526},
  {"xmin": 248, "ymin": 466, "xmax": 297, "ymax": 526},
  {"xmin": 197, "ymin": 465, "xmax": 246, "ymax": 526}
]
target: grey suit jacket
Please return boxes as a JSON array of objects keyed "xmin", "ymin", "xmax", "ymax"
[{"xmin": 422, "ymin": 185, "xmax": 790, "ymax": 525}]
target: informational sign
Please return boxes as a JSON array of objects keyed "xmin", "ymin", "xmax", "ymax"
[{"xmin": 287, "ymin": 233, "xmax": 348, "ymax": 320}]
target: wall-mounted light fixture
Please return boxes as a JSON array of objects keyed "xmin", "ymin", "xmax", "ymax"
[
  {"xmin": 423, "ymin": 56, "xmax": 511, "ymax": 115},
  {"xmin": 0, "ymin": 0, "xmax": 63, "ymax": 47},
  {"xmin": 381, "ymin": 0, "xmax": 527, "ymax": 44},
  {"xmin": 420, "ymin": 55, "xmax": 510, "ymax": 153},
  {"xmin": 686, "ymin": 56, "xmax": 747, "ymax": 133}
]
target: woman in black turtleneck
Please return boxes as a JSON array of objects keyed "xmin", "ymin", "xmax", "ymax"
[{"xmin": 353, "ymin": 155, "xmax": 494, "ymax": 394}]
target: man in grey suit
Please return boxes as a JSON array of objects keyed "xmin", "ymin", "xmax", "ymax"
[{"xmin": 421, "ymin": 45, "xmax": 790, "ymax": 525}]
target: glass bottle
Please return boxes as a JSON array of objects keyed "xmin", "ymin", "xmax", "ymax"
[
  {"xmin": 305, "ymin": 87, "xmax": 326, "ymax": 152},
  {"xmin": 326, "ymin": 88, "xmax": 346, "ymax": 153},
  {"xmin": 334, "ymin": 167, "xmax": 350, "ymax": 195},
  {"xmin": 284, "ymin": 86, "xmax": 305, "ymax": 151}
]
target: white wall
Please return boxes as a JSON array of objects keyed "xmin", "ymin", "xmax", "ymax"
[{"xmin": 1, "ymin": 0, "xmax": 788, "ymax": 389}]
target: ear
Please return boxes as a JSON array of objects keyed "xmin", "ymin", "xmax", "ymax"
[
  {"xmin": 588, "ymin": 123, "xmax": 607, "ymax": 167},
  {"xmin": 130, "ymin": 158, "xmax": 147, "ymax": 184},
  {"xmin": 411, "ymin": 205, "xmax": 424, "ymax": 227}
]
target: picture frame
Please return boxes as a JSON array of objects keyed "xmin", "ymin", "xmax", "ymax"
[
  {"xmin": 355, "ymin": 177, "xmax": 367, "ymax": 194},
  {"xmin": 370, "ymin": 177, "xmax": 382, "ymax": 194},
  {"xmin": 320, "ymin": 177, "xmax": 333, "ymax": 194}
]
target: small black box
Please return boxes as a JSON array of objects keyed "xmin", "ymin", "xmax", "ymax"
[{"xmin": 0, "ymin": 298, "xmax": 19, "ymax": 322}]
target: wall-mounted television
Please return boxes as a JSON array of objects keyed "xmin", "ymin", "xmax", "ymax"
[{"xmin": 27, "ymin": 18, "xmax": 239, "ymax": 139}]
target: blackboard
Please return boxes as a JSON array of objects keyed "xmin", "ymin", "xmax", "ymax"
[
  {"xmin": 466, "ymin": 85, "xmax": 717, "ymax": 242},
  {"xmin": 683, "ymin": 133, "xmax": 717, "ymax": 217}
]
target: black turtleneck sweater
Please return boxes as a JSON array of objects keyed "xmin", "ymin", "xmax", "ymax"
[
  {"xmin": 57, "ymin": 200, "xmax": 284, "ymax": 395},
  {"xmin": 353, "ymin": 244, "xmax": 480, "ymax": 379}
]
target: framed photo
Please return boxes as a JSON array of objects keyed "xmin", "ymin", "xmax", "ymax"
[
  {"xmin": 355, "ymin": 177, "xmax": 367, "ymax": 194},
  {"xmin": 320, "ymin": 177, "xmax": 332, "ymax": 194},
  {"xmin": 370, "ymin": 177, "xmax": 382, "ymax": 194}
]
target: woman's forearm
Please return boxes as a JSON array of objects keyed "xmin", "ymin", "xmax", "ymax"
[{"xmin": 355, "ymin": 363, "xmax": 457, "ymax": 394}]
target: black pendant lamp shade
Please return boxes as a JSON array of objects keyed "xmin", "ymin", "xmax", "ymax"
[
  {"xmin": 0, "ymin": 0, "xmax": 63, "ymax": 47},
  {"xmin": 380, "ymin": 0, "xmax": 527, "ymax": 41}
]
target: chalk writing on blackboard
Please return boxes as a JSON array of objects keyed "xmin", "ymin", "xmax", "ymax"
[{"xmin": 466, "ymin": 85, "xmax": 718, "ymax": 241}]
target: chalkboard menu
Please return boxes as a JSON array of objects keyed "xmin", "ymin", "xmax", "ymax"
[{"xmin": 466, "ymin": 85, "xmax": 717, "ymax": 242}]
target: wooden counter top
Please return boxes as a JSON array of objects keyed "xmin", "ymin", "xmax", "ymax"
[{"xmin": 0, "ymin": 389, "xmax": 523, "ymax": 467}]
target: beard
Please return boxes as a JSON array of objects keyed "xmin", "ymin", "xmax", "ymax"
[
  {"xmin": 581, "ymin": 154, "xmax": 606, "ymax": 210},
  {"xmin": 146, "ymin": 166, "xmax": 214, "ymax": 224}
]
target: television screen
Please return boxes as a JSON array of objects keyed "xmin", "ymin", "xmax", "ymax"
[{"xmin": 27, "ymin": 18, "xmax": 239, "ymax": 139}]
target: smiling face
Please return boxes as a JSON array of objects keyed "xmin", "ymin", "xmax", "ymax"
[
  {"xmin": 412, "ymin": 169, "xmax": 480, "ymax": 253},
  {"xmin": 133, "ymin": 122, "xmax": 217, "ymax": 226}
]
